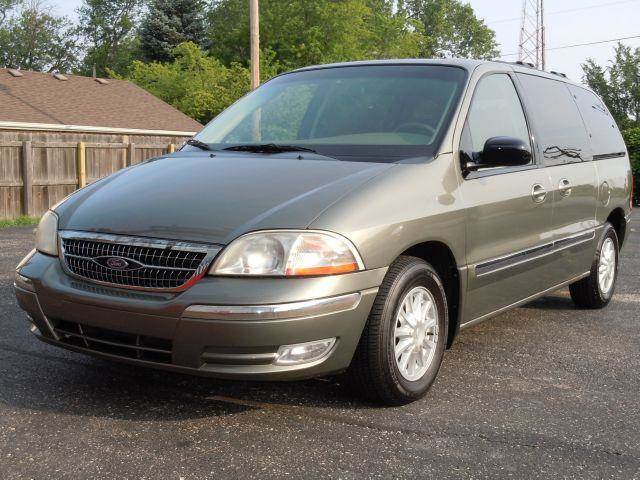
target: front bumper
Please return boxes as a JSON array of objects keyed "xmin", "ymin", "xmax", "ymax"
[{"xmin": 15, "ymin": 251, "xmax": 385, "ymax": 381}]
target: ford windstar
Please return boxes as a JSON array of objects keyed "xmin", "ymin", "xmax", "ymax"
[{"xmin": 15, "ymin": 59, "xmax": 633, "ymax": 405}]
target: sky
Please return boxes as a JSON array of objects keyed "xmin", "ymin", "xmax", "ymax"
[{"xmin": 53, "ymin": 0, "xmax": 640, "ymax": 83}]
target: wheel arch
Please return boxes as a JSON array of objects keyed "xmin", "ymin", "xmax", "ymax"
[
  {"xmin": 606, "ymin": 207, "xmax": 627, "ymax": 248},
  {"xmin": 400, "ymin": 240, "xmax": 462, "ymax": 349}
]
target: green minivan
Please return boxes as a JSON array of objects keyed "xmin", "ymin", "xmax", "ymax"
[{"xmin": 15, "ymin": 59, "xmax": 633, "ymax": 405}]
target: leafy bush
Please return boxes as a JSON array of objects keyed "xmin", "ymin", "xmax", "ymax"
[{"xmin": 123, "ymin": 42, "xmax": 254, "ymax": 124}]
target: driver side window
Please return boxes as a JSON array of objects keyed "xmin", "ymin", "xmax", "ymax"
[{"xmin": 461, "ymin": 74, "xmax": 531, "ymax": 166}]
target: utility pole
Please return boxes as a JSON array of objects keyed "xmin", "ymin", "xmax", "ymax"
[
  {"xmin": 250, "ymin": 0, "xmax": 260, "ymax": 89},
  {"xmin": 518, "ymin": 0, "xmax": 546, "ymax": 70}
]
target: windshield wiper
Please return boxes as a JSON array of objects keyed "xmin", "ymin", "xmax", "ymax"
[
  {"xmin": 185, "ymin": 139, "xmax": 213, "ymax": 151},
  {"xmin": 223, "ymin": 143, "xmax": 318, "ymax": 154}
]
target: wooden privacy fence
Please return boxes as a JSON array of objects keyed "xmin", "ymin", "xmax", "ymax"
[{"xmin": 0, "ymin": 140, "xmax": 179, "ymax": 220}]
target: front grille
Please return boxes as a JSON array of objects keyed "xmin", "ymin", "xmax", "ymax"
[
  {"xmin": 59, "ymin": 232, "xmax": 219, "ymax": 291},
  {"xmin": 52, "ymin": 319, "xmax": 173, "ymax": 364}
]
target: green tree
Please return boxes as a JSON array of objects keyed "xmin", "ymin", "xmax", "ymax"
[
  {"xmin": 124, "ymin": 42, "xmax": 253, "ymax": 123},
  {"xmin": 76, "ymin": 0, "xmax": 143, "ymax": 76},
  {"xmin": 0, "ymin": 0, "xmax": 21, "ymax": 25},
  {"xmin": 583, "ymin": 44, "xmax": 640, "ymax": 204},
  {"xmin": 622, "ymin": 127, "xmax": 639, "ymax": 205},
  {"xmin": 583, "ymin": 43, "xmax": 640, "ymax": 128},
  {"xmin": 207, "ymin": 0, "xmax": 423, "ymax": 72},
  {"xmin": 401, "ymin": 0, "xmax": 498, "ymax": 59},
  {"xmin": 0, "ymin": 1, "xmax": 78, "ymax": 72},
  {"xmin": 365, "ymin": 0, "xmax": 422, "ymax": 59},
  {"xmin": 140, "ymin": 0, "xmax": 208, "ymax": 63}
]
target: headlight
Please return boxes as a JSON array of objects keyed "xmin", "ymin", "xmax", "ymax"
[
  {"xmin": 210, "ymin": 230, "xmax": 364, "ymax": 276},
  {"xmin": 35, "ymin": 210, "xmax": 59, "ymax": 256}
]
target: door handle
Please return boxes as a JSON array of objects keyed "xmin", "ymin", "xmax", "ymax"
[
  {"xmin": 531, "ymin": 183, "xmax": 547, "ymax": 203},
  {"xmin": 559, "ymin": 178, "xmax": 572, "ymax": 197}
]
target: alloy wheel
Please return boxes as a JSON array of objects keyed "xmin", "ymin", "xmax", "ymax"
[
  {"xmin": 393, "ymin": 286, "xmax": 439, "ymax": 381},
  {"xmin": 598, "ymin": 237, "xmax": 616, "ymax": 295}
]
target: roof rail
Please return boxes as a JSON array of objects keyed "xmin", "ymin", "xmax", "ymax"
[{"xmin": 549, "ymin": 70, "xmax": 567, "ymax": 78}]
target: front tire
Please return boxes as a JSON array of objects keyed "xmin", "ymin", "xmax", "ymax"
[
  {"xmin": 348, "ymin": 256, "xmax": 448, "ymax": 405},
  {"xmin": 569, "ymin": 222, "xmax": 619, "ymax": 309}
]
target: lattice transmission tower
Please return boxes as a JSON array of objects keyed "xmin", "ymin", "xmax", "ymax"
[{"xmin": 518, "ymin": 0, "xmax": 546, "ymax": 69}]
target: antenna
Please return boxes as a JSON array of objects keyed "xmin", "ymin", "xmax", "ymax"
[{"xmin": 518, "ymin": 0, "xmax": 545, "ymax": 70}]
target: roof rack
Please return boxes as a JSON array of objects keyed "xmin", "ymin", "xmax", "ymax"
[
  {"xmin": 513, "ymin": 60, "xmax": 536, "ymax": 69},
  {"xmin": 503, "ymin": 61, "xmax": 569, "ymax": 79}
]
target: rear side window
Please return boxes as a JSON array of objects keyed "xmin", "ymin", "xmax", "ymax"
[
  {"xmin": 463, "ymin": 74, "xmax": 531, "ymax": 155},
  {"xmin": 517, "ymin": 74, "xmax": 591, "ymax": 165},
  {"xmin": 569, "ymin": 86, "xmax": 626, "ymax": 158}
]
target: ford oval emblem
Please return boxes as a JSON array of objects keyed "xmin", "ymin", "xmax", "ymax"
[{"xmin": 105, "ymin": 257, "xmax": 129, "ymax": 270}]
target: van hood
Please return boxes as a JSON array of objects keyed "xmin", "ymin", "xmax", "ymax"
[{"xmin": 56, "ymin": 151, "xmax": 393, "ymax": 245}]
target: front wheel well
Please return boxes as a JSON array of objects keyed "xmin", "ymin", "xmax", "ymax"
[
  {"xmin": 400, "ymin": 241, "xmax": 461, "ymax": 348},
  {"xmin": 606, "ymin": 208, "xmax": 627, "ymax": 247}
]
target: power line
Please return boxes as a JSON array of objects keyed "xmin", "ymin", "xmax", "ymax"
[
  {"xmin": 488, "ymin": 0, "xmax": 640, "ymax": 25},
  {"xmin": 501, "ymin": 34, "xmax": 640, "ymax": 57}
]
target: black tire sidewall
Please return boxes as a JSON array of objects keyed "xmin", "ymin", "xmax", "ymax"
[{"xmin": 380, "ymin": 261, "xmax": 448, "ymax": 399}]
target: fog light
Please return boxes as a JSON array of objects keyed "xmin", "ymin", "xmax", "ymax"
[{"xmin": 273, "ymin": 338, "xmax": 336, "ymax": 366}]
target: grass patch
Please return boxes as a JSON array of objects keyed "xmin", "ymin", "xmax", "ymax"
[{"xmin": 0, "ymin": 216, "xmax": 39, "ymax": 229}]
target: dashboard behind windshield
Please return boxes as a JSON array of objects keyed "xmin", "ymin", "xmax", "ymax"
[{"xmin": 195, "ymin": 65, "xmax": 468, "ymax": 162}]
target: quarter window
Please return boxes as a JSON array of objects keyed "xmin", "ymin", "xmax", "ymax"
[{"xmin": 569, "ymin": 86, "xmax": 626, "ymax": 157}]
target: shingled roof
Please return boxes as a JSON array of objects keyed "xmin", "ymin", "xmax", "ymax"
[{"xmin": 0, "ymin": 68, "xmax": 202, "ymax": 134}]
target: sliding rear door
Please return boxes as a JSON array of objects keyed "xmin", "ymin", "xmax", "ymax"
[{"xmin": 516, "ymin": 73, "xmax": 598, "ymax": 282}]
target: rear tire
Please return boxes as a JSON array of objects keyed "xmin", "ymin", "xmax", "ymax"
[
  {"xmin": 569, "ymin": 223, "xmax": 619, "ymax": 309},
  {"xmin": 347, "ymin": 256, "xmax": 448, "ymax": 406}
]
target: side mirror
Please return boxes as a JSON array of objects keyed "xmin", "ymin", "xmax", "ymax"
[{"xmin": 467, "ymin": 136, "xmax": 532, "ymax": 172}]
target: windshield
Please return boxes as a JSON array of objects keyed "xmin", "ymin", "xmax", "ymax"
[{"xmin": 194, "ymin": 65, "xmax": 467, "ymax": 162}]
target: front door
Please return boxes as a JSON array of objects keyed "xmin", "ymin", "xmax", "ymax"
[{"xmin": 458, "ymin": 73, "xmax": 554, "ymax": 323}]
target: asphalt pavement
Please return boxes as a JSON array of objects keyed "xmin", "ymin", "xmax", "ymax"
[{"xmin": 1, "ymin": 213, "xmax": 638, "ymax": 479}]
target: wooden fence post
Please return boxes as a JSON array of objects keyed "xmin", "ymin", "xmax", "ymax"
[
  {"xmin": 77, "ymin": 142, "xmax": 86, "ymax": 188},
  {"xmin": 22, "ymin": 141, "xmax": 33, "ymax": 216},
  {"xmin": 121, "ymin": 135, "xmax": 128, "ymax": 169},
  {"xmin": 127, "ymin": 143, "xmax": 135, "ymax": 167}
]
